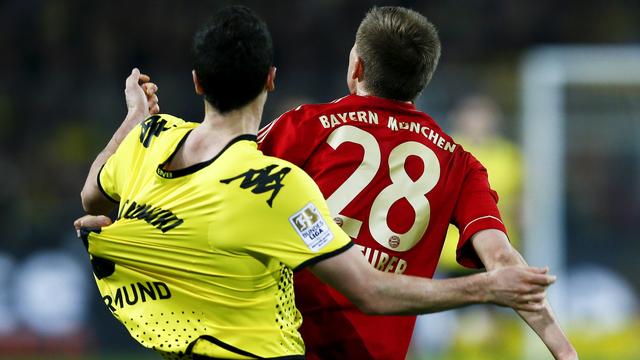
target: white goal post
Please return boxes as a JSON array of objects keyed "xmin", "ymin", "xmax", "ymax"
[{"xmin": 520, "ymin": 45, "xmax": 640, "ymax": 358}]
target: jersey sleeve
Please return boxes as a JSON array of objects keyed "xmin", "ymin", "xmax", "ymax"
[
  {"xmin": 97, "ymin": 124, "xmax": 145, "ymax": 202},
  {"xmin": 98, "ymin": 114, "xmax": 184, "ymax": 202},
  {"xmin": 452, "ymin": 155, "xmax": 507, "ymax": 269},
  {"xmin": 249, "ymin": 164, "xmax": 353, "ymax": 271},
  {"xmin": 257, "ymin": 107, "xmax": 316, "ymax": 167}
]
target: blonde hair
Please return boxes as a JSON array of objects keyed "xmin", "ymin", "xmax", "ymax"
[{"xmin": 356, "ymin": 6, "xmax": 441, "ymax": 101}]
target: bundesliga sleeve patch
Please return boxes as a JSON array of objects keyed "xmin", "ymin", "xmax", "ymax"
[{"xmin": 289, "ymin": 203, "xmax": 334, "ymax": 252}]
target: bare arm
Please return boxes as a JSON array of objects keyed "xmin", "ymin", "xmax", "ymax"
[
  {"xmin": 74, "ymin": 214, "xmax": 554, "ymax": 327},
  {"xmin": 308, "ymin": 246, "xmax": 555, "ymax": 316},
  {"xmin": 80, "ymin": 68, "xmax": 159, "ymax": 214},
  {"xmin": 472, "ymin": 229, "xmax": 578, "ymax": 360}
]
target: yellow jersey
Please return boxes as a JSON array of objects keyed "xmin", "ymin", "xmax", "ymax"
[{"xmin": 83, "ymin": 114, "xmax": 353, "ymax": 359}]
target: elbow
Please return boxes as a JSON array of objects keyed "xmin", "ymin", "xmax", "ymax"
[
  {"xmin": 80, "ymin": 188, "xmax": 93, "ymax": 213},
  {"xmin": 490, "ymin": 245, "xmax": 522, "ymax": 269},
  {"xmin": 474, "ymin": 230, "xmax": 524, "ymax": 269},
  {"xmin": 352, "ymin": 295, "xmax": 385, "ymax": 315},
  {"xmin": 80, "ymin": 188, "xmax": 105, "ymax": 215},
  {"xmin": 348, "ymin": 280, "xmax": 389, "ymax": 315},
  {"xmin": 80, "ymin": 189, "xmax": 89, "ymax": 212}
]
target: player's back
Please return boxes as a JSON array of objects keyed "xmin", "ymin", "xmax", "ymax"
[
  {"xmin": 84, "ymin": 115, "xmax": 352, "ymax": 360},
  {"xmin": 258, "ymin": 94, "xmax": 505, "ymax": 359}
]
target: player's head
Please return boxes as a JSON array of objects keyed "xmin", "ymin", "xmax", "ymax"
[
  {"xmin": 192, "ymin": 5, "xmax": 275, "ymax": 113},
  {"xmin": 348, "ymin": 6, "xmax": 441, "ymax": 102}
]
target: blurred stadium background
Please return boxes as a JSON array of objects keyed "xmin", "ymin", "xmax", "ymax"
[{"xmin": 1, "ymin": 0, "xmax": 639, "ymax": 359}]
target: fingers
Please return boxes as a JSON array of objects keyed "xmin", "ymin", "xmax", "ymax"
[
  {"xmin": 142, "ymin": 82, "xmax": 158, "ymax": 96},
  {"xmin": 489, "ymin": 266, "xmax": 554, "ymax": 311},
  {"xmin": 149, "ymin": 103, "xmax": 160, "ymax": 115},
  {"xmin": 514, "ymin": 301, "xmax": 545, "ymax": 312},
  {"xmin": 73, "ymin": 215, "xmax": 112, "ymax": 230},
  {"xmin": 125, "ymin": 68, "xmax": 141, "ymax": 88},
  {"xmin": 518, "ymin": 291, "xmax": 547, "ymax": 303},
  {"xmin": 138, "ymin": 73, "xmax": 151, "ymax": 84},
  {"xmin": 124, "ymin": 67, "xmax": 158, "ymax": 116},
  {"xmin": 140, "ymin": 81, "xmax": 160, "ymax": 114},
  {"xmin": 143, "ymin": 83, "xmax": 160, "ymax": 114},
  {"xmin": 512, "ymin": 291, "xmax": 547, "ymax": 311},
  {"xmin": 526, "ymin": 266, "xmax": 549, "ymax": 274},
  {"xmin": 526, "ymin": 272, "xmax": 556, "ymax": 286},
  {"xmin": 126, "ymin": 68, "xmax": 156, "ymax": 90},
  {"xmin": 517, "ymin": 269, "xmax": 555, "ymax": 295},
  {"xmin": 513, "ymin": 279, "xmax": 549, "ymax": 312},
  {"xmin": 522, "ymin": 283, "xmax": 549, "ymax": 295},
  {"xmin": 150, "ymin": 94, "xmax": 159, "ymax": 111},
  {"xmin": 513, "ymin": 266, "xmax": 555, "ymax": 286}
]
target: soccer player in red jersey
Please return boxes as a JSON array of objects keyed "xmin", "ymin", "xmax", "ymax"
[{"xmin": 258, "ymin": 6, "xmax": 578, "ymax": 360}]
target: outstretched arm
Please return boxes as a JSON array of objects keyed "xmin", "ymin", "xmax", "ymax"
[
  {"xmin": 472, "ymin": 229, "xmax": 578, "ymax": 360},
  {"xmin": 308, "ymin": 245, "xmax": 555, "ymax": 316},
  {"xmin": 74, "ymin": 214, "xmax": 553, "ymax": 320},
  {"xmin": 80, "ymin": 68, "xmax": 159, "ymax": 214}
]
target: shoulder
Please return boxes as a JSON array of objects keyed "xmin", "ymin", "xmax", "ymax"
[
  {"xmin": 285, "ymin": 96, "xmax": 356, "ymax": 120},
  {"xmin": 289, "ymin": 95, "xmax": 368, "ymax": 122},
  {"xmin": 218, "ymin": 150, "xmax": 325, "ymax": 217},
  {"xmin": 134, "ymin": 114, "xmax": 196, "ymax": 148},
  {"xmin": 139, "ymin": 114, "xmax": 194, "ymax": 133},
  {"xmin": 251, "ymin": 153, "xmax": 312, "ymax": 184},
  {"xmin": 258, "ymin": 96, "xmax": 356, "ymax": 141},
  {"xmin": 255, "ymin": 154, "xmax": 322, "ymax": 196},
  {"xmin": 452, "ymin": 147, "xmax": 491, "ymax": 182},
  {"xmin": 221, "ymin": 147, "xmax": 316, "ymax": 193}
]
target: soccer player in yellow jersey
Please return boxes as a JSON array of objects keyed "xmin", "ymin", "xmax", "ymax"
[{"xmin": 74, "ymin": 6, "xmax": 557, "ymax": 360}]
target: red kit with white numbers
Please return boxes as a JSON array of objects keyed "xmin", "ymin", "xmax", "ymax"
[{"xmin": 258, "ymin": 94, "xmax": 507, "ymax": 360}]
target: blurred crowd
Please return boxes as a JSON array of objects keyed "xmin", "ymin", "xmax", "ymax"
[
  {"xmin": 1, "ymin": 0, "xmax": 640, "ymax": 358},
  {"xmin": 1, "ymin": 0, "xmax": 639, "ymax": 252}
]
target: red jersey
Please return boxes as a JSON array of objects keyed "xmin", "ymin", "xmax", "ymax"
[{"xmin": 258, "ymin": 94, "xmax": 506, "ymax": 360}]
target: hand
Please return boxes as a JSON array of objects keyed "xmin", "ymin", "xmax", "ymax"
[
  {"xmin": 484, "ymin": 266, "xmax": 555, "ymax": 311},
  {"xmin": 73, "ymin": 214, "xmax": 113, "ymax": 236},
  {"xmin": 125, "ymin": 68, "xmax": 160, "ymax": 117}
]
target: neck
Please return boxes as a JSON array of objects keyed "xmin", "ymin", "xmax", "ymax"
[
  {"xmin": 199, "ymin": 99, "xmax": 262, "ymax": 137},
  {"xmin": 165, "ymin": 96, "xmax": 264, "ymax": 170},
  {"xmin": 355, "ymin": 83, "xmax": 370, "ymax": 97},
  {"xmin": 354, "ymin": 83, "xmax": 413, "ymax": 104}
]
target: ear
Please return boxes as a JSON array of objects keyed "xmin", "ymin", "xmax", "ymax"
[
  {"xmin": 352, "ymin": 56, "xmax": 364, "ymax": 82},
  {"xmin": 192, "ymin": 70, "xmax": 205, "ymax": 95},
  {"xmin": 265, "ymin": 66, "xmax": 276, "ymax": 92}
]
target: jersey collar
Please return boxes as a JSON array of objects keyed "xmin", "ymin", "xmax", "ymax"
[
  {"xmin": 350, "ymin": 94, "xmax": 417, "ymax": 110},
  {"xmin": 156, "ymin": 132, "xmax": 257, "ymax": 179}
]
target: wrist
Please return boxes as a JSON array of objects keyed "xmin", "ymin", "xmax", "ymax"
[
  {"xmin": 126, "ymin": 107, "xmax": 149, "ymax": 121},
  {"xmin": 118, "ymin": 109, "xmax": 149, "ymax": 137},
  {"xmin": 105, "ymin": 110, "xmax": 148, "ymax": 152},
  {"xmin": 474, "ymin": 272, "xmax": 492, "ymax": 304}
]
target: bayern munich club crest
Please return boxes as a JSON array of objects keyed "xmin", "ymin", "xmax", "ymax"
[{"xmin": 388, "ymin": 235, "xmax": 400, "ymax": 249}]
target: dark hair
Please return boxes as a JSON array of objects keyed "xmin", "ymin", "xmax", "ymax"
[
  {"xmin": 355, "ymin": 6, "xmax": 441, "ymax": 101},
  {"xmin": 193, "ymin": 6, "xmax": 273, "ymax": 113}
]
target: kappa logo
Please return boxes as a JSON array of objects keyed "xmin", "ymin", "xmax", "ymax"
[
  {"xmin": 220, "ymin": 164, "xmax": 291, "ymax": 207},
  {"xmin": 289, "ymin": 203, "xmax": 333, "ymax": 252},
  {"xmin": 139, "ymin": 116, "xmax": 174, "ymax": 148}
]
